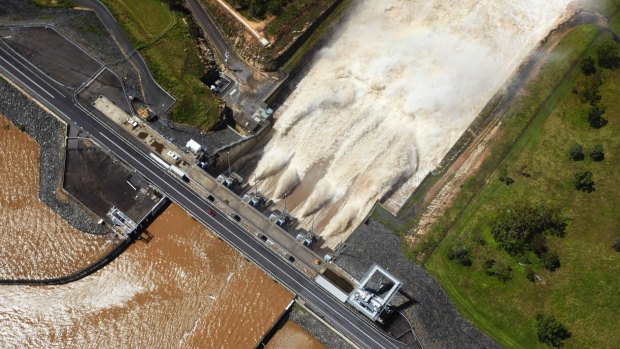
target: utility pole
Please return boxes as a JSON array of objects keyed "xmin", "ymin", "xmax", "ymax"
[
  {"xmin": 284, "ymin": 193, "xmax": 287, "ymax": 215},
  {"xmin": 227, "ymin": 150, "xmax": 231, "ymax": 176},
  {"xmin": 254, "ymin": 173, "xmax": 258, "ymax": 197}
]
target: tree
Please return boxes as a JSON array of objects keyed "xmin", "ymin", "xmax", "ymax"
[
  {"xmin": 578, "ymin": 74, "xmax": 602, "ymax": 105},
  {"xmin": 587, "ymin": 105, "xmax": 608, "ymax": 129},
  {"xmin": 490, "ymin": 200, "xmax": 567, "ymax": 256},
  {"xmin": 542, "ymin": 251, "xmax": 561, "ymax": 271},
  {"xmin": 484, "ymin": 259, "xmax": 512, "ymax": 281},
  {"xmin": 590, "ymin": 144, "xmax": 605, "ymax": 162},
  {"xmin": 525, "ymin": 267, "xmax": 536, "ymax": 282},
  {"xmin": 448, "ymin": 244, "xmax": 472, "ymax": 266},
  {"xmin": 536, "ymin": 314, "xmax": 571, "ymax": 347},
  {"xmin": 614, "ymin": 238, "xmax": 620, "ymax": 252},
  {"xmin": 595, "ymin": 41, "xmax": 620, "ymax": 69},
  {"xmin": 580, "ymin": 56, "xmax": 597, "ymax": 75},
  {"xmin": 574, "ymin": 170, "xmax": 595, "ymax": 193},
  {"xmin": 569, "ymin": 143, "xmax": 584, "ymax": 161}
]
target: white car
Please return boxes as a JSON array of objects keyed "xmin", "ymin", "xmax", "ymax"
[{"xmin": 166, "ymin": 150, "xmax": 180, "ymax": 160}]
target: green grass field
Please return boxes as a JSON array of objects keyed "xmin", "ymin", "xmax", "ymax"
[
  {"xmin": 101, "ymin": 0, "xmax": 221, "ymax": 129},
  {"xmin": 425, "ymin": 21, "xmax": 620, "ymax": 349}
]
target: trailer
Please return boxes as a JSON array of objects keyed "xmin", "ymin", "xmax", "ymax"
[
  {"xmin": 149, "ymin": 153, "xmax": 170, "ymax": 170},
  {"xmin": 169, "ymin": 165, "xmax": 188, "ymax": 180}
]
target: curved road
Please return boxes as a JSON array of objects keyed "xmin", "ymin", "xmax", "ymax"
[
  {"xmin": 0, "ymin": 42, "xmax": 410, "ymax": 349},
  {"xmin": 72, "ymin": 0, "xmax": 176, "ymax": 116}
]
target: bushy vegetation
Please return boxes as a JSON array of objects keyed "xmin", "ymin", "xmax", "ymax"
[
  {"xmin": 423, "ymin": 20, "xmax": 620, "ymax": 349},
  {"xmin": 536, "ymin": 315, "xmax": 571, "ymax": 348},
  {"xmin": 483, "ymin": 259, "xmax": 512, "ymax": 281},
  {"xmin": 589, "ymin": 144, "xmax": 605, "ymax": 161},
  {"xmin": 595, "ymin": 41, "xmax": 620, "ymax": 68},
  {"xmin": 447, "ymin": 243, "xmax": 472, "ymax": 266},
  {"xmin": 102, "ymin": 0, "xmax": 222, "ymax": 129},
  {"xmin": 580, "ymin": 56, "xmax": 597, "ymax": 75},
  {"xmin": 490, "ymin": 200, "xmax": 566, "ymax": 257},
  {"xmin": 568, "ymin": 143, "xmax": 584, "ymax": 161},
  {"xmin": 574, "ymin": 170, "xmax": 595, "ymax": 192},
  {"xmin": 228, "ymin": 0, "xmax": 288, "ymax": 18}
]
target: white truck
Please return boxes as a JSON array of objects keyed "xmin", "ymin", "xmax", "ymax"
[{"xmin": 150, "ymin": 153, "xmax": 188, "ymax": 181}]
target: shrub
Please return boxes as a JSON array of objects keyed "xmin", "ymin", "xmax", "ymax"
[
  {"xmin": 574, "ymin": 171, "xmax": 595, "ymax": 193},
  {"xmin": 490, "ymin": 200, "xmax": 567, "ymax": 256},
  {"xmin": 499, "ymin": 176, "xmax": 514, "ymax": 185},
  {"xmin": 541, "ymin": 251, "xmax": 561, "ymax": 271},
  {"xmin": 448, "ymin": 244, "xmax": 472, "ymax": 266},
  {"xmin": 536, "ymin": 314, "xmax": 571, "ymax": 347},
  {"xmin": 590, "ymin": 144, "xmax": 605, "ymax": 162},
  {"xmin": 587, "ymin": 105, "xmax": 608, "ymax": 129},
  {"xmin": 580, "ymin": 56, "xmax": 597, "ymax": 75},
  {"xmin": 484, "ymin": 260, "xmax": 512, "ymax": 282},
  {"xmin": 525, "ymin": 267, "xmax": 536, "ymax": 282},
  {"xmin": 569, "ymin": 143, "xmax": 584, "ymax": 161},
  {"xmin": 578, "ymin": 75, "xmax": 602, "ymax": 105},
  {"xmin": 595, "ymin": 41, "xmax": 620, "ymax": 69}
]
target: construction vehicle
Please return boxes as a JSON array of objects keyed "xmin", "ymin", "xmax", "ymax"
[{"xmin": 136, "ymin": 107, "xmax": 155, "ymax": 121}]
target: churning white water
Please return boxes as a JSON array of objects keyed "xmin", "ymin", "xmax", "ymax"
[{"xmin": 253, "ymin": 0, "xmax": 573, "ymax": 247}]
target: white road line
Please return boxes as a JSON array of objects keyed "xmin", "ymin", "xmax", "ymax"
[
  {"xmin": 0, "ymin": 54, "xmax": 54, "ymax": 99},
  {"xmin": 0, "ymin": 41, "xmax": 69, "ymax": 94},
  {"xmin": 2, "ymin": 56, "xmax": 396, "ymax": 348},
  {"xmin": 98, "ymin": 131, "xmax": 396, "ymax": 349},
  {"xmin": 2, "ymin": 44, "xmax": 396, "ymax": 347}
]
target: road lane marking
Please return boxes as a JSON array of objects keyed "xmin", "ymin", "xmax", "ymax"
[
  {"xmin": 0, "ymin": 55, "xmax": 396, "ymax": 347},
  {"xmin": 0, "ymin": 54, "xmax": 54, "ymax": 99},
  {"xmin": 0, "ymin": 42, "xmax": 69, "ymax": 94},
  {"xmin": 98, "ymin": 130, "xmax": 397, "ymax": 349}
]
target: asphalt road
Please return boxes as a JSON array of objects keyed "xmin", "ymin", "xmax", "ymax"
[
  {"xmin": 0, "ymin": 40, "xmax": 412, "ymax": 349},
  {"xmin": 185, "ymin": 0, "xmax": 278, "ymax": 116},
  {"xmin": 72, "ymin": 0, "xmax": 176, "ymax": 116}
]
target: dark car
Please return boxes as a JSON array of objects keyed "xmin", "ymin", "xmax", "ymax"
[{"xmin": 207, "ymin": 208, "xmax": 216, "ymax": 217}]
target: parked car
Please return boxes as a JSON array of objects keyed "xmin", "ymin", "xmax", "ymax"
[{"xmin": 166, "ymin": 150, "xmax": 180, "ymax": 160}]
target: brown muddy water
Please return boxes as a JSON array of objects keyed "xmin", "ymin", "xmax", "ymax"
[
  {"xmin": 0, "ymin": 202, "xmax": 294, "ymax": 348},
  {"xmin": 0, "ymin": 115, "xmax": 115, "ymax": 280},
  {"xmin": 266, "ymin": 320, "xmax": 325, "ymax": 349}
]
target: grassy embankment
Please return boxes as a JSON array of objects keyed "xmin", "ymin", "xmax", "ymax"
[
  {"xmin": 102, "ymin": 0, "xmax": 221, "ymax": 130},
  {"xmin": 205, "ymin": 0, "xmax": 348, "ymax": 72},
  {"xmin": 422, "ymin": 10, "xmax": 620, "ymax": 349}
]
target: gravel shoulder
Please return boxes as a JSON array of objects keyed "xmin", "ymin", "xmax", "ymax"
[{"xmin": 335, "ymin": 220, "xmax": 502, "ymax": 349}]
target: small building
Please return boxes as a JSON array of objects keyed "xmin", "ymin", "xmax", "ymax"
[
  {"xmin": 242, "ymin": 192, "xmax": 264, "ymax": 207},
  {"xmin": 216, "ymin": 173, "xmax": 243, "ymax": 188},
  {"xmin": 296, "ymin": 233, "xmax": 314, "ymax": 247},
  {"xmin": 269, "ymin": 212, "xmax": 290, "ymax": 227},
  {"xmin": 347, "ymin": 264, "xmax": 403, "ymax": 322},
  {"xmin": 186, "ymin": 139, "xmax": 202, "ymax": 154}
]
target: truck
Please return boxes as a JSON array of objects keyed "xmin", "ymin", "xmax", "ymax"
[
  {"xmin": 149, "ymin": 153, "xmax": 170, "ymax": 170},
  {"xmin": 169, "ymin": 165, "xmax": 188, "ymax": 181}
]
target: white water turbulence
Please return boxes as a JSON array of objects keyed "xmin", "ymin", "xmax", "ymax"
[{"xmin": 253, "ymin": 0, "xmax": 573, "ymax": 247}]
